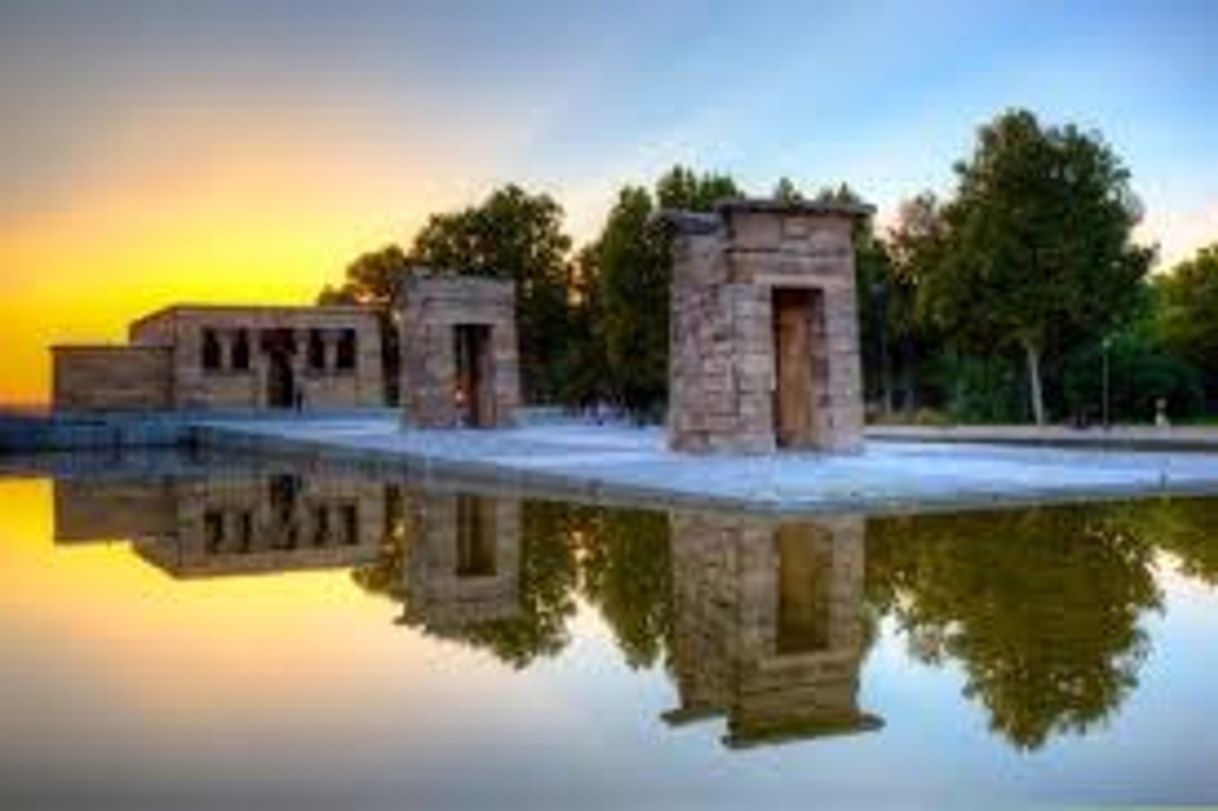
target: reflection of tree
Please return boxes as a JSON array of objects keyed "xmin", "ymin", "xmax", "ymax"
[
  {"xmin": 579, "ymin": 508, "xmax": 673, "ymax": 669},
  {"xmin": 1112, "ymin": 496, "xmax": 1218, "ymax": 586},
  {"xmin": 350, "ymin": 486, "xmax": 409, "ymax": 601},
  {"xmin": 445, "ymin": 502, "xmax": 579, "ymax": 668},
  {"xmin": 866, "ymin": 505, "xmax": 1161, "ymax": 751},
  {"xmin": 353, "ymin": 498, "xmax": 579, "ymax": 669}
]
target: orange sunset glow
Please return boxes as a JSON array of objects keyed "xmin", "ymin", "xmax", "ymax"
[
  {"xmin": 0, "ymin": 103, "xmax": 499, "ymax": 402},
  {"xmin": 2, "ymin": 2, "xmax": 1214, "ymax": 406}
]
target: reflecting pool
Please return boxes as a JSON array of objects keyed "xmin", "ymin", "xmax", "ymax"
[{"xmin": 1, "ymin": 452, "xmax": 1217, "ymax": 808}]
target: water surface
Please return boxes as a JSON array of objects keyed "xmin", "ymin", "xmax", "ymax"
[{"xmin": 1, "ymin": 453, "xmax": 1216, "ymax": 808}]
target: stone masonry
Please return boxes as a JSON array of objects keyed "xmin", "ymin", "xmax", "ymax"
[
  {"xmin": 51, "ymin": 345, "xmax": 173, "ymax": 411},
  {"xmin": 54, "ymin": 470, "xmax": 385, "ymax": 578},
  {"xmin": 663, "ymin": 510, "xmax": 881, "ymax": 748},
  {"xmin": 664, "ymin": 199, "xmax": 873, "ymax": 454},
  {"xmin": 396, "ymin": 492, "xmax": 522, "ymax": 631},
  {"xmin": 398, "ymin": 275, "xmax": 520, "ymax": 429},
  {"xmin": 53, "ymin": 304, "xmax": 384, "ymax": 412}
]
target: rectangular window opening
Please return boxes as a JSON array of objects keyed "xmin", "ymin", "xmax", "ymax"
[
  {"xmin": 231, "ymin": 329, "xmax": 251, "ymax": 371},
  {"xmin": 336, "ymin": 329, "xmax": 357, "ymax": 372},
  {"xmin": 202, "ymin": 328, "xmax": 222, "ymax": 372}
]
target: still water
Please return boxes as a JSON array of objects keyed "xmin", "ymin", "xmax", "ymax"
[{"xmin": 1, "ymin": 452, "xmax": 1216, "ymax": 809}]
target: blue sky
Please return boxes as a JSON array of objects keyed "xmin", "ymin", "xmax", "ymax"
[
  {"xmin": 2, "ymin": 0, "xmax": 1215, "ymax": 246},
  {"xmin": 0, "ymin": 0, "xmax": 1215, "ymax": 399}
]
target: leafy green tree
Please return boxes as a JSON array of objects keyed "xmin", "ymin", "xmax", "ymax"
[
  {"xmin": 1062, "ymin": 327, "xmax": 1204, "ymax": 424},
  {"xmin": 584, "ymin": 167, "xmax": 741, "ymax": 418},
  {"xmin": 579, "ymin": 508, "xmax": 673, "ymax": 669},
  {"xmin": 552, "ymin": 244, "xmax": 610, "ymax": 409},
  {"xmin": 1153, "ymin": 243, "xmax": 1218, "ymax": 402},
  {"xmin": 881, "ymin": 193, "xmax": 951, "ymax": 415},
  {"xmin": 317, "ymin": 245, "xmax": 413, "ymax": 405},
  {"xmin": 353, "ymin": 497, "xmax": 580, "ymax": 669},
  {"xmin": 920, "ymin": 109, "xmax": 1153, "ymax": 424},
  {"xmin": 772, "ymin": 176, "xmax": 804, "ymax": 202},
  {"xmin": 317, "ymin": 244, "xmax": 412, "ymax": 306},
  {"xmin": 1113, "ymin": 496, "xmax": 1218, "ymax": 585},
  {"xmin": 655, "ymin": 165, "xmax": 741, "ymax": 211},
  {"xmin": 408, "ymin": 185, "xmax": 574, "ymax": 403},
  {"xmin": 594, "ymin": 186, "xmax": 671, "ymax": 415},
  {"xmin": 866, "ymin": 505, "xmax": 1160, "ymax": 751},
  {"xmin": 440, "ymin": 501, "xmax": 581, "ymax": 668}
]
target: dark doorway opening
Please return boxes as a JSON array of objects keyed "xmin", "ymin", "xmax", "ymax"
[
  {"xmin": 456, "ymin": 495, "xmax": 497, "ymax": 577},
  {"xmin": 453, "ymin": 324, "xmax": 493, "ymax": 427},
  {"xmin": 262, "ymin": 328, "xmax": 297, "ymax": 409},
  {"xmin": 772, "ymin": 288, "xmax": 824, "ymax": 448},
  {"xmin": 776, "ymin": 523, "xmax": 832, "ymax": 655}
]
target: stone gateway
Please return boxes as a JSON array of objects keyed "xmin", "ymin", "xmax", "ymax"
[
  {"xmin": 663, "ymin": 199, "xmax": 873, "ymax": 454},
  {"xmin": 398, "ymin": 275, "xmax": 521, "ymax": 429}
]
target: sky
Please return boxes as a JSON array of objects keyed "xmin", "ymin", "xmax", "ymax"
[{"xmin": 1, "ymin": 0, "xmax": 1215, "ymax": 403}]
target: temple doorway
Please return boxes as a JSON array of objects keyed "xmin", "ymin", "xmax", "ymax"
[
  {"xmin": 263, "ymin": 329, "xmax": 297, "ymax": 409},
  {"xmin": 772, "ymin": 288, "xmax": 824, "ymax": 448},
  {"xmin": 453, "ymin": 324, "xmax": 493, "ymax": 427},
  {"xmin": 776, "ymin": 522, "xmax": 832, "ymax": 655}
]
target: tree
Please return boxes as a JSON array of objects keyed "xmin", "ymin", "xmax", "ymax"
[
  {"xmin": 1153, "ymin": 243, "xmax": 1218, "ymax": 403},
  {"xmin": 553, "ymin": 244, "xmax": 610, "ymax": 409},
  {"xmin": 584, "ymin": 167, "xmax": 741, "ymax": 418},
  {"xmin": 866, "ymin": 504, "xmax": 1161, "ymax": 750},
  {"xmin": 318, "ymin": 245, "xmax": 413, "ymax": 405},
  {"xmin": 317, "ymin": 244, "xmax": 412, "ymax": 306},
  {"xmin": 408, "ymin": 185, "xmax": 574, "ymax": 403},
  {"xmin": 578, "ymin": 507, "xmax": 673, "ymax": 669},
  {"xmin": 655, "ymin": 165, "xmax": 741, "ymax": 211},
  {"xmin": 352, "ymin": 497, "xmax": 581, "ymax": 669},
  {"xmin": 594, "ymin": 186, "xmax": 671, "ymax": 415},
  {"xmin": 773, "ymin": 176, "xmax": 804, "ymax": 202},
  {"xmin": 920, "ymin": 109, "xmax": 1153, "ymax": 424}
]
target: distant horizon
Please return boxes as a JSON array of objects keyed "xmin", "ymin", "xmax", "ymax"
[{"xmin": 2, "ymin": 0, "xmax": 1215, "ymax": 403}]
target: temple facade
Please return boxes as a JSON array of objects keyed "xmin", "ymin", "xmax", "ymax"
[
  {"xmin": 664, "ymin": 199, "xmax": 872, "ymax": 454},
  {"xmin": 52, "ymin": 305, "xmax": 384, "ymax": 412},
  {"xmin": 398, "ymin": 275, "xmax": 521, "ymax": 428},
  {"xmin": 663, "ymin": 510, "xmax": 882, "ymax": 748},
  {"xmin": 54, "ymin": 470, "xmax": 386, "ymax": 578}
]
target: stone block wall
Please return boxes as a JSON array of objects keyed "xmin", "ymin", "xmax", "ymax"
[
  {"xmin": 665, "ymin": 199, "xmax": 870, "ymax": 454},
  {"xmin": 398, "ymin": 492, "xmax": 522, "ymax": 630},
  {"xmin": 51, "ymin": 346, "xmax": 173, "ymax": 412},
  {"xmin": 133, "ymin": 472, "xmax": 385, "ymax": 578},
  {"xmin": 53, "ymin": 479, "xmax": 176, "ymax": 543},
  {"xmin": 664, "ymin": 510, "xmax": 878, "ymax": 747},
  {"xmin": 399, "ymin": 275, "xmax": 520, "ymax": 428},
  {"xmin": 130, "ymin": 305, "xmax": 384, "ymax": 410}
]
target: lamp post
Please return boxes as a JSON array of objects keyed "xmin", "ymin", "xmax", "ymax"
[{"xmin": 1101, "ymin": 336, "xmax": 1112, "ymax": 431}]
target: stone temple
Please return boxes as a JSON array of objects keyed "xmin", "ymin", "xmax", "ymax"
[
  {"xmin": 53, "ymin": 305, "xmax": 385, "ymax": 412},
  {"xmin": 398, "ymin": 275, "xmax": 521, "ymax": 429},
  {"xmin": 663, "ymin": 199, "xmax": 873, "ymax": 454}
]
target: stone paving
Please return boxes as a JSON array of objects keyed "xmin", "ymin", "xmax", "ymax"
[{"xmin": 194, "ymin": 416, "xmax": 1218, "ymax": 515}]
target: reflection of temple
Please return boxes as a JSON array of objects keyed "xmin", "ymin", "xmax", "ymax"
[
  {"xmin": 53, "ymin": 473, "xmax": 385, "ymax": 577},
  {"xmin": 664, "ymin": 512, "xmax": 882, "ymax": 748},
  {"xmin": 393, "ymin": 492, "xmax": 521, "ymax": 631}
]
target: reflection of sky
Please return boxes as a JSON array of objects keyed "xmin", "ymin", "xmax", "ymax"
[
  {"xmin": 2, "ymin": 478, "xmax": 1218, "ymax": 807},
  {"xmin": 2, "ymin": 0, "xmax": 1216, "ymax": 402}
]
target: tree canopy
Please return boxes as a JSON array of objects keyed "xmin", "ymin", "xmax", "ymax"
[
  {"xmin": 317, "ymin": 244, "xmax": 412, "ymax": 306},
  {"xmin": 1153, "ymin": 243, "xmax": 1218, "ymax": 399},
  {"xmin": 408, "ymin": 185, "xmax": 575, "ymax": 402},
  {"xmin": 919, "ymin": 109, "xmax": 1153, "ymax": 424}
]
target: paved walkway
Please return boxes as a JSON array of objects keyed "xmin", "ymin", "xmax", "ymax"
[
  {"xmin": 867, "ymin": 423, "xmax": 1218, "ymax": 451},
  {"xmin": 195, "ymin": 417, "xmax": 1218, "ymax": 514}
]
